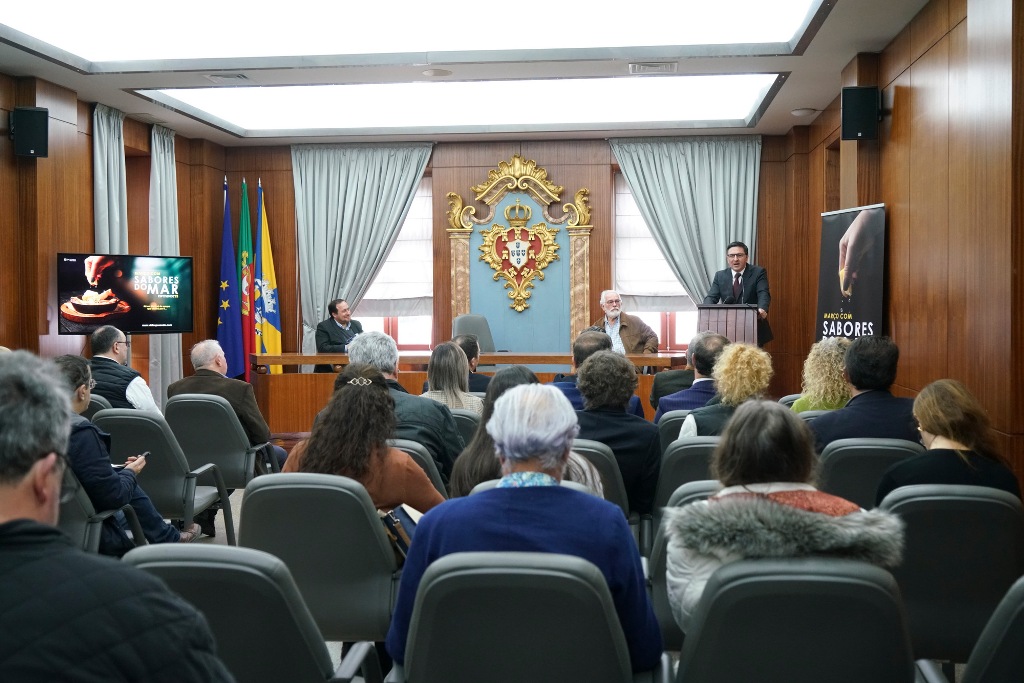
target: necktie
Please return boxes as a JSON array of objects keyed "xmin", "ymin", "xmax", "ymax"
[{"xmin": 732, "ymin": 272, "xmax": 742, "ymax": 301}]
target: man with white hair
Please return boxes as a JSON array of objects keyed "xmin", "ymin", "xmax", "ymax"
[
  {"xmin": 386, "ymin": 384, "xmax": 662, "ymax": 671},
  {"xmin": 589, "ymin": 289, "xmax": 659, "ymax": 355}
]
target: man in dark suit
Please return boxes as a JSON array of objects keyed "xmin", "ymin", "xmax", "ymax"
[
  {"xmin": 551, "ymin": 331, "xmax": 645, "ymax": 418},
  {"xmin": 314, "ymin": 298, "xmax": 363, "ymax": 372},
  {"xmin": 654, "ymin": 332, "xmax": 729, "ymax": 422},
  {"xmin": 423, "ymin": 334, "xmax": 490, "ymax": 394},
  {"xmin": 809, "ymin": 335, "xmax": 920, "ymax": 453},
  {"xmin": 703, "ymin": 241, "xmax": 773, "ymax": 345}
]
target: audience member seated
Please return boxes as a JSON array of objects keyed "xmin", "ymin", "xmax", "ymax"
[
  {"xmin": 551, "ymin": 331, "xmax": 644, "ymax": 418},
  {"xmin": 654, "ymin": 332, "xmax": 730, "ymax": 422},
  {"xmin": 88, "ymin": 325, "xmax": 160, "ymax": 412},
  {"xmin": 664, "ymin": 400, "xmax": 904, "ymax": 634},
  {"xmin": 53, "ymin": 355, "xmax": 199, "ymax": 551},
  {"xmin": 455, "ymin": 334, "xmax": 491, "ymax": 393},
  {"xmin": 875, "ymin": 379, "xmax": 1021, "ymax": 504},
  {"xmin": 385, "ymin": 384, "xmax": 663, "ymax": 671},
  {"xmin": 679, "ymin": 343, "xmax": 772, "ymax": 437},
  {"xmin": 0, "ymin": 351, "xmax": 232, "ymax": 682},
  {"xmin": 449, "ymin": 366, "xmax": 602, "ymax": 498},
  {"xmin": 649, "ymin": 361, "xmax": 695, "ymax": 412},
  {"xmin": 810, "ymin": 335, "xmax": 919, "ymax": 453},
  {"xmin": 284, "ymin": 364, "xmax": 445, "ymax": 513},
  {"xmin": 422, "ymin": 341, "xmax": 484, "ymax": 415},
  {"xmin": 791, "ymin": 336, "xmax": 852, "ymax": 413},
  {"xmin": 347, "ymin": 332, "xmax": 464, "ymax": 484},
  {"xmin": 575, "ymin": 350, "xmax": 660, "ymax": 514}
]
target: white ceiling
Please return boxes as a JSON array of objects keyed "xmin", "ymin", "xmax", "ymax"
[{"xmin": 0, "ymin": 0, "xmax": 926, "ymax": 146}]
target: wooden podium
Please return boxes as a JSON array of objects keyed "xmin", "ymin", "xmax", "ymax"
[{"xmin": 697, "ymin": 304, "xmax": 759, "ymax": 345}]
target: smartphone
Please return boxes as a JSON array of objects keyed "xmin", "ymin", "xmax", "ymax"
[{"xmin": 113, "ymin": 451, "xmax": 150, "ymax": 470}]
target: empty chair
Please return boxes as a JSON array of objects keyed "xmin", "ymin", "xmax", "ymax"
[
  {"xmin": 651, "ymin": 437, "xmax": 719, "ymax": 536},
  {"xmin": 92, "ymin": 408, "xmax": 235, "ymax": 544},
  {"xmin": 451, "ymin": 314, "xmax": 496, "ymax": 352},
  {"xmin": 657, "ymin": 410, "xmax": 690, "ymax": 454},
  {"xmin": 817, "ymin": 437, "xmax": 924, "ymax": 509},
  {"xmin": 777, "ymin": 393, "xmax": 802, "ymax": 407},
  {"xmin": 571, "ymin": 438, "xmax": 633, "ymax": 518},
  {"xmin": 676, "ymin": 558, "xmax": 915, "ymax": 682},
  {"xmin": 82, "ymin": 393, "xmax": 112, "ymax": 420},
  {"xmin": 449, "ymin": 408, "xmax": 480, "ymax": 447},
  {"xmin": 58, "ymin": 466, "xmax": 146, "ymax": 553},
  {"xmin": 879, "ymin": 484, "xmax": 1024, "ymax": 664},
  {"xmin": 385, "ymin": 552, "xmax": 670, "ymax": 683},
  {"xmin": 238, "ymin": 473, "xmax": 401, "ymax": 642},
  {"xmin": 390, "ymin": 438, "xmax": 447, "ymax": 499},
  {"xmin": 647, "ymin": 480, "xmax": 721, "ymax": 651},
  {"xmin": 123, "ymin": 544, "xmax": 383, "ymax": 683},
  {"xmin": 165, "ymin": 393, "xmax": 271, "ymax": 489}
]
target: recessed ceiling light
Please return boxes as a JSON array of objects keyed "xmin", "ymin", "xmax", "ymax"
[{"xmin": 422, "ymin": 68, "xmax": 452, "ymax": 78}]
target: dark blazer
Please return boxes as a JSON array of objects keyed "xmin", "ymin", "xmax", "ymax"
[
  {"xmin": 386, "ymin": 379, "xmax": 464, "ymax": 483},
  {"xmin": 314, "ymin": 318, "xmax": 363, "ymax": 372},
  {"xmin": 809, "ymin": 390, "xmax": 919, "ymax": 454},
  {"xmin": 575, "ymin": 408, "xmax": 661, "ymax": 514},
  {"xmin": 166, "ymin": 369, "xmax": 271, "ymax": 446},
  {"xmin": 649, "ymin": 369, "xmax": 695, "ymax": 410},
  {"xmin": 703, "ymin": 264, "xmax": 773, "ymax": 345},
  {"xmin": 654, "ymin": 379, "xmax": 716, "ymax": 422}
]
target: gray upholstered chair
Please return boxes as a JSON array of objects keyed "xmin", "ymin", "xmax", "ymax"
[
  {"xmin": 656, "ymin": 410, "xmax": 691, "ymax": 455},
  {"xmin": 879, "ymin": 484, "xmax": 1024, "ymax": 665},
  {"xmin": 165, "ymin": 393, "xmax": 271, "ymax": 488},
  {"xmin": 797, "ymin": 409, "xmax": 831, "ymax": 422},
  {"xmin": 385, "ymin": 552, "xmax": 671, "ymax": 683},
  {"xmin": 238, "ymin": 473, "xmax": 401, "ymax": 643},
  {"xmin": 676, "ymin": 558, "xmax": 916, "ymax": 683},
  {"xmin": 651, "ymin": 437, "xmax": 719, "ymax": 541},
  {"xmin": 58, "ymin": 466, "xmax": 146, "ymax": 553},
  {"xmin": 390, "ymin": 438, "xmax": 447, "ymax": 498},
  {"xmin": 777, "ymin": 393, "xmax": 802, "ymax": 407},
  {"xmin": 92, "ymin": 408, "xmax": 235, "ymax": 544},
  {"xmin": 817, "ymin": 437, "xmax": 924, "ymax": 508},
  {"xmin": 451, "ymin": 314, "xmax": 496, "ymax": 352},
  {"xmin": 82, "ymin": 393, "xmax": 112, "ymax": 420},
  {"xmin": 123, "ymin": 544, "xmax": 383, "ymax": 683},
  {"xmin": 646, "ymin": 479, "xmax": 722, "ymax": 651},
  {"xmin": 448, "ymin": 408, "xmax": 480, "ymax": 447},
  {"xmin": 571, "ymin": 438, "xmax": 632, "ymax": 518}
]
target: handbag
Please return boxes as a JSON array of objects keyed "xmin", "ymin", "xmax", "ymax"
[{"xmin": 379, "ymin": 504, "xmax": 420, "ymax": 565}]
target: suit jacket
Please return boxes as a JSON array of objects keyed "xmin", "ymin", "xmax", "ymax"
[
  {"xmin": 654, "ymin": 379, "xmax": 717, "ymax": 422},
  {"xmin": 703, "ymin": 264, "xmax": 773, "ymax": 345},
  {"xmin": 166, "ymin": 369, "xmax": 271, "ymax": 446},
  {"xmin": 649, "ymin": 369, "xmax": 695, "ymax": 410},
  {"xmin": 589, "ymin": 312, "xmax": 659, "ymax": 354},
  {"xmin": 809, "ymin": 390, "xmax": 919, "ymax": 454},
  {"xmin": 575, "ymin": 408, "xmax": 661, "ymax": 514},
  {"xmin": 386, "ymin": 379, "xmax": 464, "ymax": 483},
  {"xmin": 314, "ymin": 318, "xmax": 363, "ymax": 372},
  {"xmin": 550, "ymin": 375, "xmax": 646, "ymax": 419}
]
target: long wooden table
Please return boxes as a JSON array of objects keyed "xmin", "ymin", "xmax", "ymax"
[{"xmin": 250, "ymin": 352, "xmax": 686, "ymax": 432}]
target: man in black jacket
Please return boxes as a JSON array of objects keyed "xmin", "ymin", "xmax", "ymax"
[
  {"xmin": 0, "ymin": 351, "xmax": 233, "ymax": 682},
  {"xmin": 314, "ymin": 298, "xmax": 364, "ymax": 372}
]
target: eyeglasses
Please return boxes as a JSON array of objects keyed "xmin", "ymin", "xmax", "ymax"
[
  {"xmin": 727, "ymin": 253, "xmax": 747, "ymax": 259},
  {"xmin": 603, "ymin": 299, "xmax": 621, "ymax": 305},
  {"xmin": 116, "ymin": 339, "xmax": 131, "ymax": 348},
  {"xmin": 87, "ymin": 379, "xmax": 96, "ymax": 390}
]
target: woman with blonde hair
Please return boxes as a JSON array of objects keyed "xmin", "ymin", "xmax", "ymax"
[
  {"xmin": 423, "ymin": 341, "xmax": 484, "ymax": 415},
  {"xmin": 679, "ymin": 343, "xmax": 774, "ymax": 437},
  {"xmin": 791, "ymin": 336, "xmax": 851, "ymax": 413},
  {"xmin": 875, "ymin": 379, "xmax": 1020, "ymax": 503}
]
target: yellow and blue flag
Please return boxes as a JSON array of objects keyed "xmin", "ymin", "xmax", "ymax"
[
  {"xmin": 255, "ymin": 179, "xmax": 282, "ymax": 373},
  {"xmin": 216, "ymin": 178, "xmax": 245, "ymax": 378}
]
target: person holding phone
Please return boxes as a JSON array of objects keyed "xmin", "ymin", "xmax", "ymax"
[{"xmin": 53, "ymin": 355, "xmax": 200, "ymax": 554}]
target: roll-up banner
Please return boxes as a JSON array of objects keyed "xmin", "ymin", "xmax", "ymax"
[{"xmin": 815, "ymin": 204, "xmax": 886, "ymax": 341}]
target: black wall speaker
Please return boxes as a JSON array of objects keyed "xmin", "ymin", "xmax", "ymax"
[
  {"xmin": 841, "ymin": 87, "xmax": 879, "ymax": 141},
  {"xmin": 10, "ymin": 106, "xmax": 49, "ymax": 157}
]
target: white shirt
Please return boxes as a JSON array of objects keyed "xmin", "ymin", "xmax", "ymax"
[{"xmin": 126, "ymin": 376, "xmax": 161, "ymax": 413}]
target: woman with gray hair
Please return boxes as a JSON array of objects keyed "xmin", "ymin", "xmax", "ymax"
[{"xmin": 386, "ymin": 384, "xmax": 663, "ymax": 671}]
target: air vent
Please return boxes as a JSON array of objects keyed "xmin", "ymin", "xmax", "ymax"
[
  {"xmin": 204, "ymin": 73, "xmax": 250, "ymax": 84},
  {"xmin": 628, "ymin": 62, "xmax": 678, "ymax": 75},
  {"xmin": 126, "ymin": 113, "xmax": 167, "ymax": 125}
]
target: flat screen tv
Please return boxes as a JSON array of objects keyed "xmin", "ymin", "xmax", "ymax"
[{"xmin": 57, "ymin": 253, "xmax": 194, "ymax": 336}]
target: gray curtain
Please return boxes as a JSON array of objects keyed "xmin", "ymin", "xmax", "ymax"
[
  {"xmin": 610, "ymin": 136, "xmax": 762, "ymax": 301},
  {"xmin": 291, "ymin": 143, "xmax": 432, "ymax": 355},
  {"xmin": 147, "ymin": 125, "xmax": 183, "ymax": 408},
  {"xmin": 92, "ymin": 104, "xmax": 128, "ymax": 253}
]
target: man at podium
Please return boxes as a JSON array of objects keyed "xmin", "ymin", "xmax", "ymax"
[{"xmin": 703, "ymin": 241, "xmax": 773, "ymax": 346}]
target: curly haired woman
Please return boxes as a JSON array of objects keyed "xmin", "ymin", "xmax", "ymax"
[{"xmin": 791, "ymin": 337, "xmax": 852, "ymax": 413}]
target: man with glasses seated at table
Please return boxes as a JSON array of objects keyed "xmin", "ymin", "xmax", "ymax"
[
  {"xmin": 89, "ymin": 325, "xmax": 160, "ymax": 412},
  {"xmin": 589, "ymin": 290, "xmax": 659, "ymax": 355}
]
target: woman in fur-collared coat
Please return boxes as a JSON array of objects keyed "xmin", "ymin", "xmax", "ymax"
[{"xmin": 663, "ymin": 400, "xmax": 905, "ymax": 634}]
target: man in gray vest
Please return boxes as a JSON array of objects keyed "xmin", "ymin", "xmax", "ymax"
[{"xmin": 89, "ymin": 326, "xmax": 159, "ymax": 412}]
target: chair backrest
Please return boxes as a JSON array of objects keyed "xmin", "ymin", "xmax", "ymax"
[
  {"xmin": 57, "ymin": 467, "xmax": 105, "ymax": 552},
  {"xmin": 818, "ymin": 437, "xmax": 925, "ymax": 508},
  {"xmin": 962, "ymin": 575, "xmax": 1024, "ymax": 683},
  {"xmin": 676, "ymin": 558, "xmax": 916, "ymax": 683},
  {"xmin": 657, "ymin": 410, "xmax": 691, "ymax": 454},
  {"xmin": 448, "ymin": 408, "xmax": 480, "ymax": 447},
  {"xmin": 238, "ymin": 473, "xmax": 400, "ymax": 642},
  {"xmin": 778, "ymin": 393, "xmax": 802, "ymax": 407},
  {"xmin": 123, "ymin": 544, "xmax": 336, "ymax": 683},
  {"xmin": 648, "ymin": 480, "xmax": 722, "ymax": 651},
  {"xmin": 571, "ymin": 438, "xmax": 630, "ymax": 516},
  {"xmin": 798, "ymin": 409, "xmax": 831, "ymax": 422},
  {"xmin": 653, "ymin": 436, "xmax": 720, "ymax": 530},
  {"xmin": 451, "ymin": 314, "xmax": 496, "ymax": 352},
  {"xmin": 82, "ymin": 393, "xmax": 112, "ymax": 420},
  {"xmin": 165, "ymin": 393, "xmax": 256, "ymax": 489},
  {"xmin": 402, "ymin": 552, "xmax": 636, "ymax": 683},
  {"xmin": 879, "ymin": 484, "xmax": 1024, "ymax": 663},
  {"xmin": 390, "ymin": 438, "xmax": 447, "ymax": 498}
]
